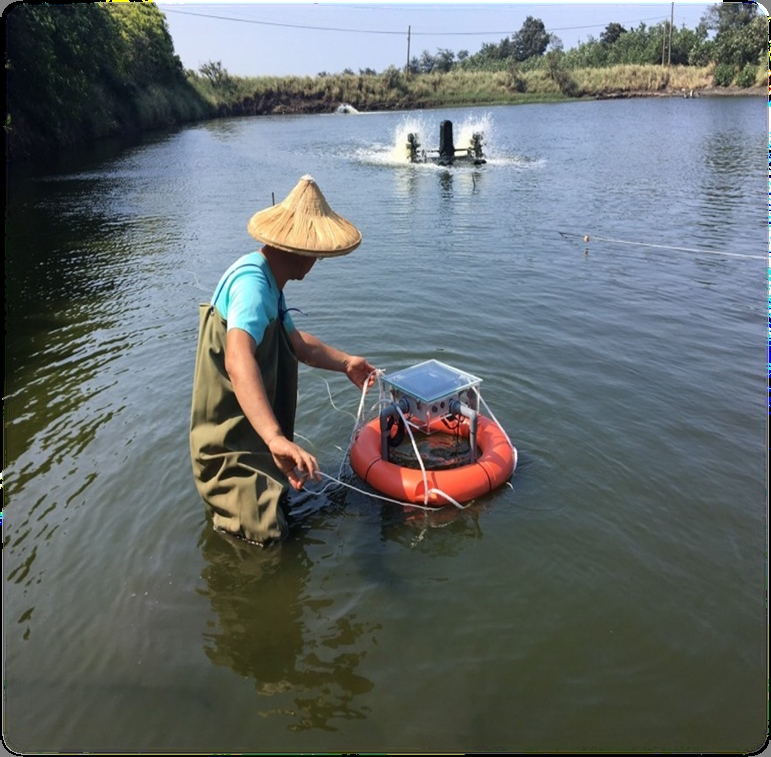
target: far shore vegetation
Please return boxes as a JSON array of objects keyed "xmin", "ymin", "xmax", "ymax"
[{"xmin": 5, "ymin": 3, "xmax": 767, "ymax": 162}]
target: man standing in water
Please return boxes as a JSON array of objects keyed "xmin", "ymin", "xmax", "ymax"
[{"xmin": 190, "ymin": 175, "xmax": 375, "ymax": 546}]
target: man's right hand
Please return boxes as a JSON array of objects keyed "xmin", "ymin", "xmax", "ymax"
[{"xmin": 267, "ymin": 435, "xmax": 321, "ymax": 490}]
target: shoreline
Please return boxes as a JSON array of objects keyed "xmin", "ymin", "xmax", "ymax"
[
  {"xmin": 238, "ymin": 83, "xmax": 766, "ymax": 117},
  {"xmin": 592, "ymin": 84, "xmax": 766, "ymax": 100}
]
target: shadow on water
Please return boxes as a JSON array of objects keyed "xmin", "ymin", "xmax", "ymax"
[{"xmin": 196, "ymin": 525, "xmax": 375, "ymax": 732}]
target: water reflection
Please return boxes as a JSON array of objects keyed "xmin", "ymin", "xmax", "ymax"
[
  {"xmin": 702, "ymin": 131, "xmax": 761, "ymax": 178},
  {"xmin": 696, "ymin": 130, "xmax": 765, "ymax": 248},
  {"xmin": 201, "ymin": 119, "xmax": 243, "ymax": 139},
  {"xmin": 197, "ymin": 527, "xmax": 375, "ymax": 731},
  {"xmin": 437, "ymin": 168, "xmax": 485, "ymax": 198},
  {"xmin": 439, "ymin": 169, "xmax": 454, "ymax": 198},
  {"xmin": 391, "ymin": 165, "xmax": 419, "ymax": 201},
  {"xmin": 379, "ymin": 499, "xmax": 487, "ymax": 554}
]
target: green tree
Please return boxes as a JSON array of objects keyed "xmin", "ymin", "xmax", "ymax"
[
  {"xmin": 704, "ymin": 2, "xmax": 765, "ymax": 69},
  {"xmin": 419, "ymin": 50, "xmax": 436, "ymax": 73},
  {"xmin": 544, "ymin": 44, "xmax": 579, "ymax": 96},
  {"xmin": 704, "ymin": 2, "xmax": 759, "ymax": 35},
  {"xmin": 600, "ymin": 23, "xmax": 626, "ymax": 47},
  {"xmin": 199, "ymin": 60, "xmax": 230, "ymax": 87},
  {"xmin": 687, "ymin": 21, "xmax": 713, "ymax": 65},
  {"xmin": 607, "ymin": 21, "xmax": 661, "ymax": 65},
  {"xmin": 114, "ymin": 3, "xmax": 185, "ymax": 83},
  {"xmin": 6, "ymin": 3, "xmax": 204, "ymax": 160},
  {"xmin": 563, "ymin": 35, "xmax": 608, "ymax": 68},
  {"xmin": 669, "ymin": 23, "xmax": 707, "ymax": 66},
  {"xmin": 6, "ymin": 5, "xmax": 124, "ymax": 144},
  {"xmin": 512, "ymin": 16, "xmax": 550, "ymax": 61},
  {"xmin": 434, "ymin": 48, "xmax": 456, "ymax": 73}
]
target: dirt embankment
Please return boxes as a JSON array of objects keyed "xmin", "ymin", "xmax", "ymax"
[
  {"xmin": 590, "ymin": 84, "xmax": 765, "ymax": 100},
  {"xmin": 228, "ymin": 92, "xmax": 330, "ymax": 116},
  {"xmin": 223, "ymin": 83, "xmax": 765, "ymax": 117},
  {"xmin": 226, "ymin": 90, "xmax": 413, "ymax": 116}
]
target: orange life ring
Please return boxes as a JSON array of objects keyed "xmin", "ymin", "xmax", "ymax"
[{"xmin": 350, "ymin": 415, "xmax": 516, "ymax": 506}]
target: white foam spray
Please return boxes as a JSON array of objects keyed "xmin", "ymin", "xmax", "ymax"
[{"xmin": 354, "ymin": 111, "xmax": 541, "ymax": 169}]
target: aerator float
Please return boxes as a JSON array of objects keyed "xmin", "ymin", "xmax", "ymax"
[{"xmin": 406, "ymin": 120, "xmax": 486, "ymax": 166}]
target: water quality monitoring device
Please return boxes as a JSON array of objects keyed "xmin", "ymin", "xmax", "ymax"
[{"xmin": 379, "ymin": 359, "xmax": 482, "ymax": 463}]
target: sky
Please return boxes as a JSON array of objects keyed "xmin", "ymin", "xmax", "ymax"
[{"xmin": 156, "ymin": 1, "xmax": 723, "ymax": 78}]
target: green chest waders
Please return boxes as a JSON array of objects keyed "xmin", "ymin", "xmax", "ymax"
[{"xmin": 190, "ymin": 304, "xmax": 298, "ymax": 545}]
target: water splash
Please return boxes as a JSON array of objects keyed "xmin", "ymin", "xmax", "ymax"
[
  {"xmin": 389, "ymin": 113, "xmax": 433, "ymax": 163},
  {"xmin": 353, "ymin": 111, "xmax": 541, "ymax": 169},
  {"xmin": 455, "ymin": 112, "xmax": 495, "ymax": 154},
  {"xmin": 390, "ymin": 113, "xmax": 494, "ymax": 164}
]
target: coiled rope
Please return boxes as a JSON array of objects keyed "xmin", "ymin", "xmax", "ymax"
[{"xmin": 557, "ymin": 231, "xmax": 765, "ymax": 261}]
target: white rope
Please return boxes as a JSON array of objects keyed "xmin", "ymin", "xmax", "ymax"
[
  {"xmin": 293, "ymin": 432, "xmax": 316, "ymax": 450},
  {"xmin": 310, "ymin": 374, "xmax": 357, "ymax": 420},
  {"xmin": 390, "ymin": 387, "xmax": 479, "ymax": 508},
  {"xmin": 311, "ymin": 471, "xmax": 469, "ymax": 512},
  {"xmin": 393, "ymin": 400, "xmax": 431, "ymax": 505},
  {"xmin": 557, "ymin": 231, "xmax": 764, "ymax": 261},
  {"xmin": 478, "ymin": 392, "xmax": 515, "ymax": 453}
]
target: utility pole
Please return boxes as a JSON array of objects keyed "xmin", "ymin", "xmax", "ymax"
[
  {"xmin": 406, "ymin": 26, "xmax": 411, "ymax": 76},
  {"xmin": 668, "ymin": 1, "xmax": 674, "ymax": 66},
  {"xmin": 661, "ymin": 21, "xmax": 666, "ymax": 66}
]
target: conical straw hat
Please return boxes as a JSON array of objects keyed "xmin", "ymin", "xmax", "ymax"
[{"xmin": 247, "ymin": 175, "xmax": 362, "ymax": 257}]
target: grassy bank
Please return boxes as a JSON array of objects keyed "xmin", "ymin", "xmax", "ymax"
[{"xmin": 189, "ymin": 63, "xmax": 765, "ymax": 117}]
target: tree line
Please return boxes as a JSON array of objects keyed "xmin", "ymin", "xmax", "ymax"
[
  {"xmin": 5, "ymin": 3, "xmax": 766, "ymax": 162},
  {"xmin": 5, "ymin": 2, "xmax": 213, "ymax": 161},
  {"xmin": 405, "ymin": 4, "xmax": 765, "ymax": 85}
]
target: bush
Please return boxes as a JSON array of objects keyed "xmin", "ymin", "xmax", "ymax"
[
  {"xmin": 381, "ymin": 65, "xmax": 405, "ymax": 91},
  {"xmin": 712, "ymin": 62, "xmax": 734, "ymax": 86},
  {"xmin": 735, "ymin": 63, "xmax": 758, "ymax": 88},
  {"xmin": 507, "ymin": 61, "xmax": 527, "ymax": 92}
]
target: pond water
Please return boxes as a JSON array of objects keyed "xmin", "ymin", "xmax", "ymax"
[{"xmin": 4, "ymin": 95, "xmax": 767, "ymax": 753}]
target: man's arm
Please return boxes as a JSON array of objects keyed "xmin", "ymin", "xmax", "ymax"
[
  {"xmin": 289, "ymin": 329, "xmax": 375, "ymax": 389},
  {"xmin": 225, "ymin": 327, "xmax": 319, "ymax": 489}
]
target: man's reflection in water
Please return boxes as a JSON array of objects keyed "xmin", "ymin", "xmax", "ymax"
[{"xmin": 197, "ymin": 525, "xmax": 375, "ymax": 731}]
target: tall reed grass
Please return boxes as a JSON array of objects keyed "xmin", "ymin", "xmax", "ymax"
[{"xmin": 188, "ymin": 63, "xmax": 762, "ymax": 116}]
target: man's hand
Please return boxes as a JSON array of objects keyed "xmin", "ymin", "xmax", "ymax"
[
  {"xmin": 267, "ymin": 435, "xmax": 321, "ymax": 490},
  {"xmin": 344, "ymin": 356, "xmax": 377, "ymax": 390}
]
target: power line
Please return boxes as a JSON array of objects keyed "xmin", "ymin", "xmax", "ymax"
[
  {"xmin": 162, "ymin": 8, "xmax": 671, "ymax": 38},
  {"xmin": 162, "ymin": 8, "xmax": 405, "ymax": 35}
]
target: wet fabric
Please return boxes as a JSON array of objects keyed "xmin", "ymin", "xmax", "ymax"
[{"xmin": 190, "ymin": 300, "xmax": 298, "ymax": 546}]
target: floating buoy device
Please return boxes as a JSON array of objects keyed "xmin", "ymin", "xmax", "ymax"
[{"xmin": 350, "ymin": 360, "xmax": 516, "ymax": 506}]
